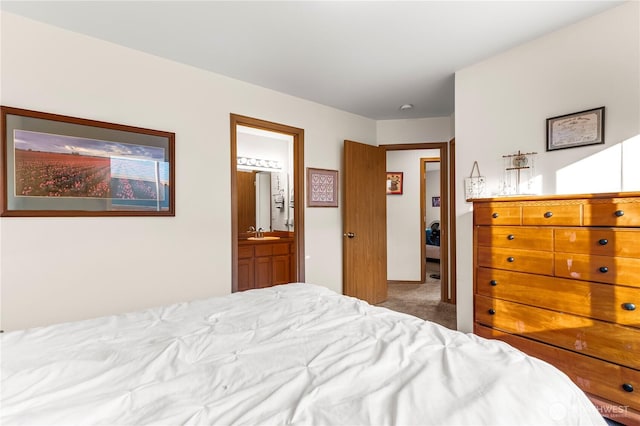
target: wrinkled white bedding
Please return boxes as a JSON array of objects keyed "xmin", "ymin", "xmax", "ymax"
[{"xmin": 1, "ymin": 283, "xmax": 605, "ymax": 425}]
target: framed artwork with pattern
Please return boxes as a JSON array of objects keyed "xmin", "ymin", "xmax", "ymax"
[{"xmin": 306, "ymin": 167, "xmax": 338, "ymax": 207}]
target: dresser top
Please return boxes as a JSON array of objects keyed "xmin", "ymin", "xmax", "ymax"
[{"xmin": 469, "ymin": 191, "xmax": 640, "ymax": 203}]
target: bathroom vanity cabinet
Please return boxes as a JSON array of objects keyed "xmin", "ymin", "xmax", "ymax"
[{"xmin": 237, "ymin": 238, "xmax": 295, "ymax": 291}]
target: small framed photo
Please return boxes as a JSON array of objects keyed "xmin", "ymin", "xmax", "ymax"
[
  {"xmin": 546, "ymin": 106, "xmax": 604, "ymax": 151},
  {"xmin": 1, "ymin": 106, "xmax": 175, "ymax": 217},
  {"xmin": 432, "ymin": 196, "xmax": 440, "ymax": 207},
  {"xmin": 307, "ymin": 167, "xmax": 338, "ymax": 207},
  {"xmin": 386, "ymin": 172, "xmax": 403, "ymax": 195}
]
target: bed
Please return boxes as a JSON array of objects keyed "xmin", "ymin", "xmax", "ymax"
[
  {"xmin": 426, "ymin": 220, "xmax": 441, "ymax": 261},
  {"xmin": 1, "ymin": 283, "xmax": 605, "ymax": 425}
]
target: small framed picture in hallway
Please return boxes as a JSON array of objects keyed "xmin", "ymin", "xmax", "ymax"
[{"xmin": 386, "ymin": 172, "xmax": 403, "ymax": 195}]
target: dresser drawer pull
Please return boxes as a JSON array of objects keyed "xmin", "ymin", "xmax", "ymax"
[
  {"xmin": 615, "ymin": 210, "xmax": 625, "ymax": 217},
  {"xmin": 507, "ymin": 234, "xmax": 515, "ymax": 240},
  {"xmin": 599, "ymin": 266, "xmax": 609, "ymax": 273},
  {"xmin": 622, "ymin": 303, "xmax": 636, "ymax": 311},
  {"xmin": 598, "ymin": 238, "xmax": 608, "ymax": 246},
  {"xmin": 488, "ymin": 309, "xmax": 496, "ymax": 315},
  {"xmin": 544, "ymin": 211, "xmax": 553, "ymax": 218},
  {"xmin": 507, "ymin": 257, "xmax": 515, "ymax": 263},
  {"xmin": 490, "ymin": 280, "xmax": 498, "ymax": 286},
  {"xmin": 622, "ymin": 383, "xmax": 634, "ymax": 393},
  {"xmin": 492, "ymin": 212, "xmax": 499, "ymax": 219}
]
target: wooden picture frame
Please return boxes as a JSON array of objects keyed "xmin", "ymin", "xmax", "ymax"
[
  {"xmin": 386, "ymin": 172, "xmax": 403, "ymax": 195},
  {"xmin": 1, "ymin": 106, "xmax": 175, "ymax": 216},
  {"xmin": 432, "ymin": 196, "xmax": 440, "ymax": 207},
  {"xmin": 546, "ymin": 106, "xmax": 605, "ymax": 151},
  {"xmin": 306, "ymin": 167, "xmax": 338, "ymax": 207}
]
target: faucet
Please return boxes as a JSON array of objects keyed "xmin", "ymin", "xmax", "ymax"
[{"xmin": 257, "ymin": 227, "xmax": 264, "ymax": 238}]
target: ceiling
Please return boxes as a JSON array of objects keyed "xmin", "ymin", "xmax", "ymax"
[{"xmin": 0, "ymin": 1, "xmax": 625, "ymax": 120}]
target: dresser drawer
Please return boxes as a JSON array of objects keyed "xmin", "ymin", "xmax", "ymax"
[
  {"xmin": 476, "ymin": 226, "xmax": 553, "ymax": 250},
  {"xmin": 475, "ymin": 295, "xmax": 640, "ymax": 369},
  {"xmin": 476, "ymin": 267, "xmax": 640, "ymax": 326},
  {"xmin": 554, "ymin": 228, "xmax": 640, "ymax": 258},
  {"xmin": 584, "ymin": 200, "xmax": 640, "ymax": 227},
  {"xmin": 474, "ymin": 205, "xmax": 521, "ymax": 226},
  {"xmin": 474, "ymin": 324, "xmax": 640, "ymax": 412},
  {"xmin": 555, "ymin": 253, "xmax": 640, "ymax": 288},
  {"xmin": 522, "ymin": 204, "xmax": 581, "ymax": 226},
  {"xmin": 476, "ymin": 247, "xmax": 553, "ymax": 275}
]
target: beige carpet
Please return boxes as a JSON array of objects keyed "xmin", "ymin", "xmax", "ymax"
[{"xmin": 376, "ymin": 262, "xmax": 457, "ymax": 330}]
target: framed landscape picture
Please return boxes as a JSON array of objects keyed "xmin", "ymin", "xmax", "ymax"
[{"xmin": 1, "ymin": 106, "xmax": 175, "ymax": 216}]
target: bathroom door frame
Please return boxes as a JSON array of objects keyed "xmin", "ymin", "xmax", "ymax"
[{"xmin": 230, "ymin": 114, "xmax": 305, "ymax": 292}]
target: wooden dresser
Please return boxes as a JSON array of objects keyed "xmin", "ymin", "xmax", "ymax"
[{"xmin": 473, "ymin": 192, "xmax": 640, "ymax": 425}]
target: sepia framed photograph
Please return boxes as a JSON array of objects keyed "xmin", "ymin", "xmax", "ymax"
[
  {"xmin": 1, "ymin": 106, "xmax": 175, "ymax": 217},
  {"xmin": 386, "ymin": 172, "xmax": 403, "ymax": 195},
  {"xmin": 546, "ymin": 106, "xmax": 604, "ymax": 151},
  {"xmin": 306, "ymin": 167, "xmax": 338, "ymax": 207}
]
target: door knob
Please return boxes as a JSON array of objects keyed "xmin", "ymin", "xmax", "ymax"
[{"xmin": 344, "ymin": 232, "xmax": 355, "ymax": 238}]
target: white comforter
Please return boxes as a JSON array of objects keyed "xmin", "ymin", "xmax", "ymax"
[{"xmin": 1, "ymin": 283, "xmax": 605, "ymax": 425}]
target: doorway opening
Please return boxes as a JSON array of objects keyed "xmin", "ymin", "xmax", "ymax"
[
  {"xmin": 381, "ymin": 142, "xmax": 455, "ymax": 305},
  {"xmin": 230, "ymin": 114, "xmax": 305, "ymax": 292},
  {"xmin": 422, "ymin": 158, "xmax": 442, "ymax": 283}
]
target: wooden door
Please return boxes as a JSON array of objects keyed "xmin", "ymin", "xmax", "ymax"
[
  {"xmin": 237, "ymin": 171, "xmax": 256, "ymax": 233},
  {"xmin": 343, "ymin": 140, "xmax": 387, "ymax": 304}
]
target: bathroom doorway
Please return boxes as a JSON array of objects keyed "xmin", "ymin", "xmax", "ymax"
[{"xmin": 230, "ymin": 114, "xmax": 305, "ymax": 292}]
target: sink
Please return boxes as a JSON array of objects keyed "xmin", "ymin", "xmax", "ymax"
[{"xmin": 247, "ymin": 236, "xmax": 281, "ymax": 241}]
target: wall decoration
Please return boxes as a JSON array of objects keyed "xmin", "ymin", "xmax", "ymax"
[
  {"xmin": 386, "ymin": 172, "xmax": 403, "ymax": 195},
  {"xmin": 464, "ymin": 161, "xmax": 486, "ymax": 200},
  {"xmin": 546, "ymin": 106, "xmax": 604, "ymax": 151},
  {"xmin": 432, "ymin": 196, "xmax": 440, "ymax": 207},
  {"xmin": 500, "ymin": 150, "xmax": 537, "ymax": 195},
  {"xmin": 1, "ymin": 106, "xmax": 175, "ymax": 217},
  {"xmin": 306, "ymin": 167, "xmax": 338, "ymax": 207}
]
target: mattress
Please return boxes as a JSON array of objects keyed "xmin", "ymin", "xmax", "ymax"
[
  {"xmin": 426, "ymin": 244, "xmax": 441, "ymax": 260},
  {"xmin": 1, "ymin": 283, "xmax": 605, "ymax": 425}
]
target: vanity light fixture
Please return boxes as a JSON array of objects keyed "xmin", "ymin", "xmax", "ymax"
[{"xmin": 237, "ymin": 156, "xmax": 282, "ymax": 171}]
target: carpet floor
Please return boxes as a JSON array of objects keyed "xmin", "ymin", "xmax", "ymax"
[{"xmin": 376, "ymin": 262, "xmax": 457, "ymax": 330}]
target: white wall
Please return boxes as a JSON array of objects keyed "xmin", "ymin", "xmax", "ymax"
[
  {"xmin": 377, "ymin": 117, "xmax": 451, "ymax": 144},
  {"xmin": 0, "ymin": 12, "xmax": 376, "ymax": 330},
  {"xmin": 455, "ymin": 1, "xmax": 640, "ymax": 332}
]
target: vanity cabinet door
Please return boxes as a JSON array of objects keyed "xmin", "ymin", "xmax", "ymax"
[
  {"xmin": 255, "ymin": 256, "xmax": 272, "ymax": 288},
  {"xmin": 237, "ymin": 258, "xmax": 255, "ymax": 291},
  {"xmin": 272, "ymin": 255, "xmax": 291, "ymax": 285}
]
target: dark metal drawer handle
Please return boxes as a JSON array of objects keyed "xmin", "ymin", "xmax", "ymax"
[
  {"xmin": 490, "ymin": 280, "xmax": 498, "ymax": 286},
  {"xmin": 622, "ymin": 383, "xmax": 634, "ymax": 393},
  {"xmin": 507, "ymin": 257, "xmax": 515, "ymax": 263},
  {"xmin": 507, "ymin": 234, "xmax": 515, "ymax": 240},
  {"xmin": 598, "ymin": 238, "xmax": 608, "ymax": 246},
  {"xmin": 622, "ymin": 303, "xmax": 636, "ymax": 311},
  {"xmin": 488, "ymin": 309, "xmax": 496, "ymax": 315},
  {"xmin": 599, "ymin": 266, "xmax": 609, "ymax": 273},
  {"xmin": 544, "ymin": 211, "xmax": 553, "ymax": 218},
  {"xmin": 492, "ymin": 212, "xmax": 499, "ymax": 219},
  {"xmin": 615, "ymin": 210, "xmax": 625, "ymax": 217}
]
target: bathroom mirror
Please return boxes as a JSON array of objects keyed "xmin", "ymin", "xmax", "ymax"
[{"xmin": 236, "ymin": 126, "xmax": 294, "ymax": 233}]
